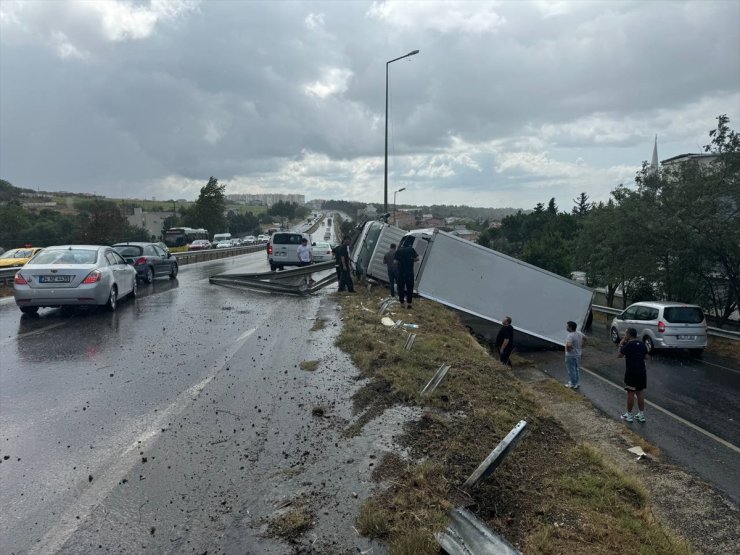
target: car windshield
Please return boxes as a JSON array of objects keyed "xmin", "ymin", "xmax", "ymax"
[
  {"xmin": 115, "ymin": 246, "xmax": 143, "ymax": 257},
  {"xmin": 31, "ymin": 249, "xmax": 98, "ymax": 265},
  {"xmin": 1, "ymin": 249, "xmax": 33, "ymax": 259},
  {"xmin": 664, "ymin": 307, "xmax": 704, "ymax": 324}
]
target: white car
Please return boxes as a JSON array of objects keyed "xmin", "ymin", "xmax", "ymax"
[
  {"xmin": 216, "ymin": 240, "xmax": 234, "ymax": 249},
  {"xmin": 244, "ymin": 236, "xmax": 257, "ymax": 245},
  {"xmin": 14, "ymin": 245, "xmax": 137, "ymax": 314},
  {"xmin": 311, "ymin": 242, "xmax": 334, "ymax": 263}
]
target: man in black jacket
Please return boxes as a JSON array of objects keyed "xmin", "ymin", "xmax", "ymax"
[
  {"xmin": 495, "ymin": 316, "xmax": 514, "ymax": 366},
  {"xmin": 336, "ymin": 237, "xmax": 355, "ymax": 293}
]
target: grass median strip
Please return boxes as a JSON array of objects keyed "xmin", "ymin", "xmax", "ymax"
[{"xmin": 336, "ymin": 290, "xmax": 694, "ymax": 555}]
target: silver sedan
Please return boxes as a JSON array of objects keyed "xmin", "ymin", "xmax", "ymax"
[{"xmin": 13, "ymin": 245, "xmax": 137, "ymax": 314}]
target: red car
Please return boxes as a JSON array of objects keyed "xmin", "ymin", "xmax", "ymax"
[{"xmin": 188, "ymin": 240, "xmax": 211, "ymax": 251}]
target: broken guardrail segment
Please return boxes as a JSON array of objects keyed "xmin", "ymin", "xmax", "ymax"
[
  {"xmin": 209, "ymin": 261, "xmax": 336, "ymax": 295},
  {"xmin": 463, "ymin": 420, "xmax": 527, "ymax": 489},
  {"xmin": 404, "ymin": 333, "xmax": 416, "ymax": 351},
  {"xmin": 437, "ymin": 507, "xmax": 522, "ymax": 555},
  {"xmin": 420, "ymin": 364, "xmax": 450, "ymax": 396}
]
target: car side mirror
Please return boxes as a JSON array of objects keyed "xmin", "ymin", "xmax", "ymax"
[{"xmin": 167, "ymin": 252, "xmax": 172, "ymax": 258}]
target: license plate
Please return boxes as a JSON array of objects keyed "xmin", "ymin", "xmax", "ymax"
[
  {"xmin": 40, "ymin": 275, "xmax": 72, "ymax": 283},
  {"xmin": 677, "ymin": 335, "xmax": 696, "ymax": 340},
  {"xmin": 275, "ymin": 252, "xmax": 285, "ymax": 256}
]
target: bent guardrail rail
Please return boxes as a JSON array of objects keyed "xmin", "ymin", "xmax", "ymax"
[
  {"xmin": 209, "ymin": 261, "xmax": 337, "ymax": 295},
  {"xmin": 592, "ymin": 305, "xmax": 739, "ymax": 342}
]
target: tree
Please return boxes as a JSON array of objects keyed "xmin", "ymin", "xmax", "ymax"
[
  {"xmin": 572, "ymin": 192, "xmax": 592, "ymax": 217},
  {"xmin": 182, "ymin": 177, "xmax": 226, "ymax": 239},
  {"xmin": 76, "ymin": 200, "xmax": 129, "ymax": 245}
]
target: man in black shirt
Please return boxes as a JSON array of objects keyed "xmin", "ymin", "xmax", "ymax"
[
  {"xmin": 336, "ymin": 237, "xmax": 355, "ymax": 293},
  {"xmin": 618, "ymin": 327, "xmax": 648, "ymax": 423},
  {"xmin": 393, "ymin": 244, "xmax": 418, "ymax": 309},
  {"xmin": 494, "ymin": 316, "xmax": 514, "ymax": 366}
]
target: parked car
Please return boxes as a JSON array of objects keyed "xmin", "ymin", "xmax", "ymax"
[
  {"xmin": 610, "ymin": 301, "xmax": 707, "ymax": 355},
  {"xmin": 188, "ymin": 239, "xmax": 211, "ymax": 251},
  {"xmin": 113, "ymin": 242, "xmax": 178, "ymax": 283},
  {"xmin": 0, "ymin": 247, "xmax": 43, "ymax": 268},
  {"xmin": 216, "ymin": 240, "xmax": 234, "ymax": 249},
  {"xmin": 311, "ymin": 241, "xmax": 334, "ymax": 263},
  {"xmin": 267, "ymin": 231, "xmax": 311, "ymax": 271},
  {"xmin": 13, "ymin": 245, "xmax": 137, "ymax": 314}
]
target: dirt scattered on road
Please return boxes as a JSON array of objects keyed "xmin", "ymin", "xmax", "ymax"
[
  {"xmin": 299, "ymin": 360, "xmax": 319, "ymax": 371},
  {"xmin": 336, "ymin": 290, "xmax": 697, "ymax": 554}
]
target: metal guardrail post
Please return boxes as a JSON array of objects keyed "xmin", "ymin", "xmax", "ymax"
[{"xmin": 463, "ymin": 420, "xmax": 528, "ymax": 489}]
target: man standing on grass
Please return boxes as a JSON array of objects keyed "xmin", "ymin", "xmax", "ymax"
[
  {"xmin": 394, "ymin": 243, "xmax": 418, "ymax": 309},
  {"xmin": 618, "ymin": 327, "xmax": 648, "ymax": 423},
  {"xmin": 383, "ymin": 243, "xmax": 399, "ymax": 298},
  {"xmin": 495, "ymin": 316, "xmax": 514, "ymax": 366},
  {"xmin": 564, "ymin": 321, "xmax": 586, "ymax": 389}
]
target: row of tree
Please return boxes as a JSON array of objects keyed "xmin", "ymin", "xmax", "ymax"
[{"xmin": 478, "ymin": 116, "xmax": 739, "ymax": 323}]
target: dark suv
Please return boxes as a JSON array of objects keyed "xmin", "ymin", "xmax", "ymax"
[{"xmin": 113, "ymin": 242, "xmax": 178, "ymax": 283}]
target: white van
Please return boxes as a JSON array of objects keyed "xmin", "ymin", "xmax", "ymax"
[
  {"xmin": 267, "ymin": 231, "xmax": 311, "ymax": 271},
  {"xmin": 213, "ymin": 233, "xmax": 232, "ymax": 244}
]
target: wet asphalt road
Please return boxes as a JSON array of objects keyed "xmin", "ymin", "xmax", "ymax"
[
  {"xmin": 0, "ymin": 222, "xmax": 392, "ymax": 554},
  {"xmin": 460, "ymin": 314, "xmax": 740, "ymax": 503}
]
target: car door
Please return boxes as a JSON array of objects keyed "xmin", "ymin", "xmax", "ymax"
[
  {"xmin": 616, "ymin": 305, "xmax": 640, "ymax": 335},
  {"xmin": 105, "ymin": 250, "xmax": 129, "ymax": 295},
  {"xmin": 143, "ymin": 245, "xmax": 164, "ymax": 276},
  {"xmin": 152, "ymin": 244, "xmax": 171, "ymax": 274},
  {"xmin": 111, "ymin": 250, "xmax": 134, "ymax": 295}
]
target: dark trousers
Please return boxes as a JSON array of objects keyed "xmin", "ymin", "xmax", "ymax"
[
  {"xmin": 338, "ymin": 268, "xmax": 354, "ymax": 292},
  {"xmin": 499, "ymin": 348, "xmax": 513, "ymax": 367},
  {"xmin": 398, "ymin": 272, "xmax": 414, "ymax": 304},
  {"xmin": 387, "ymin": 268, "xmax": 399, "ymax": 297}
]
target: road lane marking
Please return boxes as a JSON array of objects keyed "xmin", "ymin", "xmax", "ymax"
[
  {"xmin": 697, "ymin": 359, "xmax": 740, "ymax": 374},
  {"xmin": 580, "ymin": 365, "xmax": 740, "ymax": 454},
  {"xmin": 29, "ymin": 326, "xmax": 258, "ymax": 554}
]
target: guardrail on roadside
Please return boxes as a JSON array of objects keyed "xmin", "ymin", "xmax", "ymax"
[
  {"xmin": 591, "ymin": 304, "xmax": 740, "ymax": 342},
  {"xmin": 0, "ymin": 245, "xmax": 267, "ymax": 286}
]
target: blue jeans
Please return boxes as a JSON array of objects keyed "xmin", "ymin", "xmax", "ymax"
[{"xmin": 565, "ymin": 356, "xmax": 580, "ymax": 386}]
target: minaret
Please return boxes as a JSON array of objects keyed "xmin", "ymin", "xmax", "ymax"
[{"xmin": 650, "ymin": 135, "xmax": 659, "ymax": 175}]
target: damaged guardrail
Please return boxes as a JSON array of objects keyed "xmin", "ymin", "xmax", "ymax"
[
  {"xmin": 209, "ymin": 261, "xmax": 337, "ymax": 295},
  {"xmin": 437, "ymin": 507, "xmax": 522, "ymax": 555}
]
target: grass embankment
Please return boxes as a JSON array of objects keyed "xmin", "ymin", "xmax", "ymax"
[{"xmin": 336, "ymin": 290, "xmax": 693, "ymax": 555}]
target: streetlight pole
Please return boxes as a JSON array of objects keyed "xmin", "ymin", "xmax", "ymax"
[
  {"xmin": 385, "ymin": 49, "xmax": 419, "ymax": 215},
  {"xmin": 393, "ymin": 187, "xmax": 406, "ymax": 225}
]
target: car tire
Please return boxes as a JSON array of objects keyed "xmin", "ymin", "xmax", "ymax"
[
  {"xmin": 610, "ymin": 327, "xmax": 620, "ymax": 343},
  {"xmin": 169, "ymin": 263, "xmax": 178, "ymax": 279},
  {"xmin": 643, "ymin": 336, "xmax": 654, "ymax": 353},
  {"xmin": 145, "ymin": 266, "xmax": 154, "ymax": 283},
  {"xmin": 105, "ymin": 286, "xmax": 118, "ymax": 312},
  {"xmin": 270, "ymin": 263, "xmax": 277, "ymax": 272},
  {"xmin": 20, "ymin": 306, "xmax": 39, "ymax": 315},
  {"xmin": 130, "ymin": 278, "xmax": 138, "ymax": 299}
]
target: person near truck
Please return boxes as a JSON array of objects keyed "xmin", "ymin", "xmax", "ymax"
[
  {"xmin": 336, "ymin": 237, "xmax": 355, "ymax": 293},
  {"xmin": 383, "ymin": 243, "xmax": 399, "ymax": 298},
  {"xmin": 618, "ymin": 327, "xmax": 648, "ymax": 423},
  {"xmin": 394, "ymin": 244, "xmax": 418, "ymax": 309},
  {"xmin": 564, "ymin": 320, "xmax": 586, "ymax": 389},
  {"xmin": 495, "ymin": 316, "xmax": 514, "ymax": 366},
  {"xmin": 297, "ymin": 238, "xmax": 313, "ymax": 285}
]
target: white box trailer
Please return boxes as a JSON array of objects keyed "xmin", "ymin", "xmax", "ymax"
[
  {"xmin": 351, "ymin": 221, "xmax": 407, "ymax": 282},
  {"xmin": 400, "ymin": 229, "xmax": 593, "ymax": 347}
]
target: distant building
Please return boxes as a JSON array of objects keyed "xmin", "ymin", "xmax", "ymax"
[
  {"xmin": 449, "ymin": 228, "xmax": 480, "ymax": 242},
  {"xmin": 126, "ymin": 207, "xmax": 176, "ymax": 241},
  {"xmin": 392, "ymin": 211, "xmax": 415, "ymax": 229},
  {"xmin": 226, "ymin": 193, "xmax": 305, "ymax": 206},
  {"xmin": 421, "ymin": 217, "xmax": 446, "ymax": 228},
  {"xmin": 661, "ymin": 153, "xmax": 719, "ymax": 170}
]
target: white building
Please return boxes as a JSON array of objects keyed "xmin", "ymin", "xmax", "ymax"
[
  {"xmin": 226, "ymin": 193, "xmax": 305, "ymax": 206},
  {"xmin": 126, "ymin": 207, "xmax": 176, "ymax": 241}
]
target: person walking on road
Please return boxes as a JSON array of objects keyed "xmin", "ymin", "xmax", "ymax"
[
  {"xmin": 336, "ymin": 237, "xmax": 355, "ymax": 293},
  {"xmin": 383, "ymin": 243, "xmax": 399, "ymax": 298},
  {"xmin": 495, "ymin": 316, "xmax": 515, "ymax": 367},
  {"xmin": 618, "ymin": 327, "xmax": 648, "ymax": 423},
  {"xmin": 564, "ymin": 321, "xmax": 586, "ymax": 389},
  {"xmin": 394, "ymin": 243, "xmax": 418, "ymax": 309}
]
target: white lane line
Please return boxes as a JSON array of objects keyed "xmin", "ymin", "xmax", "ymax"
[
  {"xmin": 1, "ymin": 320, "xmax": 70, "ymax": 346},
  {"xmin": 697, "ymin": 359, "xmax": 740, "ymax": 374},
  {"xmin": 580, "ymin": 365, "xmax": 740, "ymax": 454},
  {"xmin": 29, "ymin": 326, "xmax": 258, "ymax": 555}
]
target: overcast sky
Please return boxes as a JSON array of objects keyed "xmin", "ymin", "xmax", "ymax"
[{"xmin": 1, "ymin": 1, "xmax": 738, "ymax": 210}]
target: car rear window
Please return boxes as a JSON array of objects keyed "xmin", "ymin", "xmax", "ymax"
[
  {"xmin": 115, "ymin": 246, "xmax": 143, "ymax": 257},
  {"xmin": 272, "ymin": 234, "xmax": 302, "ymax": 245},
  {"xmin": 32, "ymin": 249, "xmax": 98, "ymax": 265},
  {"xmin": 664, "ymin": 307, "xmax": 704, "ymax": 324}
]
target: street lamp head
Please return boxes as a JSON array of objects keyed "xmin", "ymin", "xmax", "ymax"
[
  {"xmin": 408, "ymin": 50, "xmax": 420, "ymax": 56},
  {"xmin": 396, "ymin": 187, "xmax": 406, "ymax": 193}
]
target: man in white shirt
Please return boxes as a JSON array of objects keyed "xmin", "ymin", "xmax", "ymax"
[
  {"xmin": 297, "ymin": 238, "xmax": 313, "ymax": 286},
  {"xmin": 564, "ymin": 320, "xmax": 586, "ymax": 389}
]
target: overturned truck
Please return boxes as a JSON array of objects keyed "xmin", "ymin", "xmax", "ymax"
[{"xmin": 352, "ymin": 222, "xmax": 593, "ymax": 347}]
